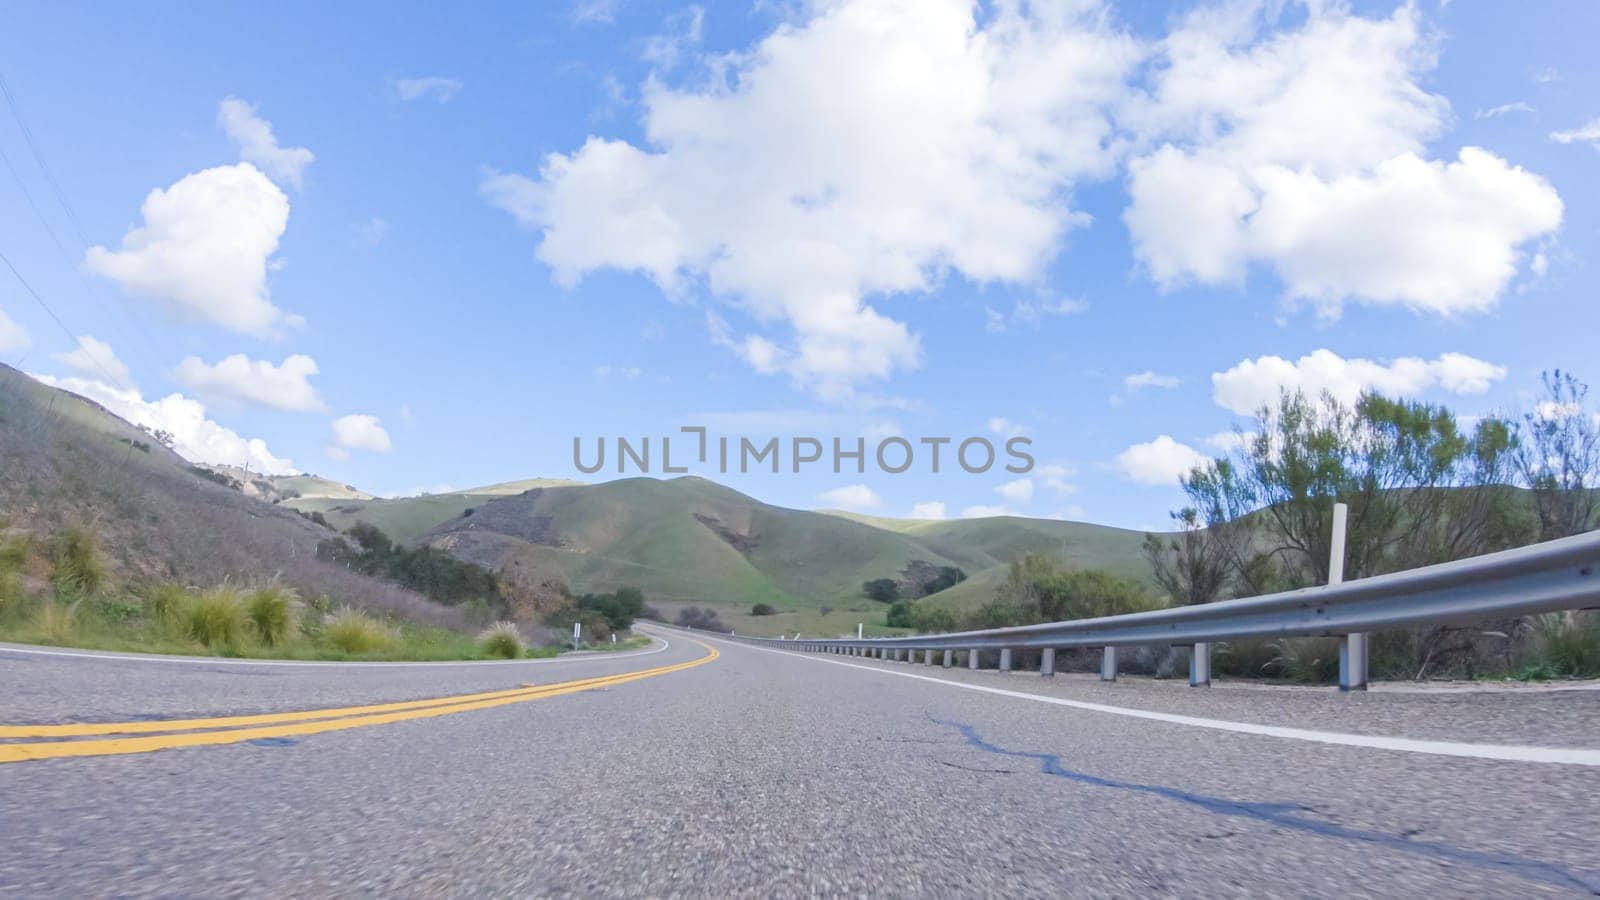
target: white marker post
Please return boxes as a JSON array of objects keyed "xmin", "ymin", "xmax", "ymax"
[
  {"xmin": 858, "ymin": 623, "xmax": 864, "ymax": 639},
  {"xmin": 1331, "ymin": 502, "xmax": 1366, "ymax": 692},
  {"xmin": 572, "ymin": 621, "xmax": 581, "ymax": 651}
]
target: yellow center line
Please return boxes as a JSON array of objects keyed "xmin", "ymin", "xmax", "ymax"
[{"xmin": 0, "ymin": 641, "xmax": 718, "ymax": 764}]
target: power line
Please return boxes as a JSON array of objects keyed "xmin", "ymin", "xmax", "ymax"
[
  {"xmin": 0, "ymin": 245, "xmax": 131, "ymax": 389},
  {"xmin": 0, "ymin": 70, "xmax": 90, "ymax": 247}
]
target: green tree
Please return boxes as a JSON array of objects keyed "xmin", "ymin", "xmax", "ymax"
[
  {"xmin": 1515, "ymin": 370, "xmax": 1599, "ymax": 541},
  {"xmin": 885, "ymin": 600, "xmax": 914, "ymax": 628},
  {"xmin": 862, "ymin": 578, "xmax": 899, "ymax": 603}
]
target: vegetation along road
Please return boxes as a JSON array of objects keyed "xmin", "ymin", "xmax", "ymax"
[{"xmin": 3, "ymin": 624, "xmax": 1599, "ymax": 896}]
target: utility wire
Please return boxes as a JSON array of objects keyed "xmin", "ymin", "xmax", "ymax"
[{"xmin": 0, "ymin": 245, "xmax": 132, "ymax": 389}]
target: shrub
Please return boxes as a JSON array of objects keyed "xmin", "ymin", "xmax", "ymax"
[
  {"xmin": 1532, "ymin": 612, "xmax": 1600, "ymax": 677},
  {"xmin": 1215, "ymin": 637, "xmax": 1283, "ymax": 678},
  {"xmin": 675, "ymin": 606, "xmax": 728, "ymax": 632},
  {"xmin": 576, "ymin": 587, "xmax": 646, "ymax": 630},
  {"xmin": 886, "ymin": 600, "xmax": 914, "ymax": 628},
  {"xmin": 32, "ymin": 601, "xmax": 78, "ymax": 642},
  {"xmin": 478, "ymin": 621, "xmax": 525, "ymax": 659},
  {"xmin": 185, "ymin": 587, "xmax": 250, "ymax": 648},
  {"xmin": 750, "ymin": 603, "xmax": 777, "ymax": 616},
  {"xmin": 145, "ymin": 584, "xmax": 192, "ymax": 627},
  {"xmin": 52, "ymin": 528, "xmax": 105, "ymax": 594},
  {"xmin": 246, "ymin": 586, "xmax": 303, "ymax": 646},
  {"xmin": 322, "ymin": 607, "xmax": 398, "ymax": 654},
  {"xmin": 907, "ymin": 605, "xmax": 958, "ymax": 633},
  {"xmin": 1272, "ymin": 637, "xmax": 1341, "ymax": 683},
  {"xmin": 863, "ymin": 578, "xmax": 899, "ymax": 603}
]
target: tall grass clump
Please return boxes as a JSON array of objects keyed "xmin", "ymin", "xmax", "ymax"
[
  {"xmin": 31, "ymin": 601, "xmax": 79, "ymax": 642},
  {"xmin": 245, "ymin": 585, "xmax": 302, "ymax": 646},
  {"xmin": 145, "ymin": 584, "xmax": 192, "ymax": 629},
  {"xmin": 184, "ymin": 586, "xmax": 250, "ymax": 648},
  {"xmin": 477, "ymin": 621, "xmax": 525, "ymax": 659},
  {"xmin": 52, "ymin": 527, "xmax": 105, "ymax": 594},
  {"xmin": 1532, "ymin": 613, "xmax": 1600, "ymax": 677},
  {"xmin": 1272, "ymin": 636, "xmax": 1341, "ymax": 683},
  {"xmin": 322, "ymin": 607, "xmax": 398, "ymax": 654}
]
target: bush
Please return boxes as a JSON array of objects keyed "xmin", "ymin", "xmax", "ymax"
[
  {"xmin": 185, "ymin": 587, "xmax": 250, "ymax": 647},
  {"xmin": 1272, "ymin": 636, "xmax": 1341, "ymax": 683},
  {"xmin": 576, "ymin": 587, "xmax": 646, "ymax": 630},
  {"xmin": 863, "ymin": 578, "xmax": 899, "ymax": 603},
  {"xmin": 322, "ymin": 607, "xmax": 399, "ymax": 654},
  {"xmin": 145, "ymin": 584, "xmax": 192, "ymax": 627},
  {"xmin": 246, "ymin": 586, "xmax": 302, "ymax": 646},
  {"xmin": 52, "ymin": 528, "xmax": 105, "ymax": 594},
  {"xmin": 1215, "ymin": 637, "xmax": 1283, "ymax": 678},
  {"xmin": 907, "ymin": 605, "xmax": 958, "ymax": 633},
  {"xmin": 31, "ymin": 601, "xmax": 77, "ymax": 642},
  {"xmin": 478, "ymin": 621, "xmax": 525, "ymax": 659},
  {"xmin": 750, "ymin": 603, "xmax": 777, "ymax": 616},
  {"xmin": 886, "ymin": 600, "xmax": 914, "ymax": 628},
  {"xmin": 675, "ymin": 606, "xmax": 728, "ymax": 632},
  {"xmin": 1532, "ymin": 612, "xmax": 1600, "ymax": 677}
]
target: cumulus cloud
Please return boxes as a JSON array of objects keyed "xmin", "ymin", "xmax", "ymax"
[
  {"xmin": 1036, "ymin": 462, "xmax": 1078, "ymax": 495},
  {"xmin": 53, "ymin": 335, "xmax": 133, "ymax": 389},
  {"xmin": 1210, "ymin": 349, "xmax": 1508, "ymax": 415},
  {"xmin": 1123, "ymin": 5, "xmax": 1561, "ymax": 318},
  {"xmin": 1550, "ymin": 118, "xmax": 1600, "ymax": 151},
  {"xmin": 1115, "ymin": 435, "xmax": 1207, "ymax": 486},
  {"xmin": 217, "ymin": 97, "xmax": 314, "ymax": 190},
  {"xmin": 173, "ymin": 353, "xmax": 325, "ymax": 412},
  {"xmin": 960, "ymin": 504, "xmax": 1015, "ymax": 519},
  {"xmin": 1124, "ymin": 371, "xmax": 1179, "ymax": 391},
  {"xmin": 330, "ymin": 414, "xmax": 392, "ymax": 455},
  {"xmin": 995, "ymin": 477, "xmax": 1035, "ymax": 505},
  {"xmin": 986, "ymin": 417, "xmax": 1028, "ymax": 437},
  {"xmin": 392, "ymin": 76, "xmax": 463, "ymax": 103},
  {"xmin": 817, "ymin": 483, "xmax": 883, "ymax": 512},
  {"xmin": 85, "ymin": 163, "xmax": 297, "ymax": 337},
  {"xmin": 485, "ymin": 0, "xmax": 1138, "ymax": 396},
  {"xmin": 0, "ymin": 309, "xmax": 28, "ymax": 354},
  {"xmin": 909, "ymin": 501, "xmax": 946, "ymax": 519},
  {"xmin": 31, "ymin": 373, "xmax": 295, "ymax": 474}
]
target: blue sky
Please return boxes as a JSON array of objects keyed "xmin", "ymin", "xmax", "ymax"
[{"xmin": 0, "ymin": 0, "xmax": 1595, "ymax": 530}]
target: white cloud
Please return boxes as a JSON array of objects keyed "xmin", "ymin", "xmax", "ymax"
[
  {"xmin": 1124, "ymin": 371, "xmax": 1179, "ymax": 391},
  {"xmin": 486, "ymin": 0, "xmax": 1138, "ymax": 396},
  {"xmin": 0, "ymin": 309, "xmax": 28, "ymax": 354},
  {"xmin": 593, "ymin": 364, "xmax": 643, "ymax": 378},
  {"xmin": 1550, "ymin": 118, "xmax": 1600, "ymax": 151},
  {"xmin": 31, "ymin": 373, "xmax": 295, "ymax": 474},
  {"xmin": 995, "ymin": 477, "xmax": 1035, "ymax": 504},
  {"xmin": 53, "ymin": 336, "xmax": 133, "ymax": 389},
  {"xmin": 1475, "ymin": 102, "xmax": 1534, "ymax": 120},
  {"xmin": 85, "ymin": 163, "xmax": 296, "ymax": 337},
  {"xmin": 1052, "ymin": 504, "xmax": 1089, "ymax": 520},
  {"xmin": 642, "ymin": 5, "xmax": 705, "ymax": 70},
  {"xmin": 355, "ymin": 217, "xmax": 389, "ymax": 246},
  {"xmin": 217, "ymin": 97, "xmax": 313, "ymax": 190},
  {"xmin": 909, "ymin": 501, "xmax": 946, "ymax": 519},
  {"xmin": 572, "ymin": 0, "xmax": 619, "ymax": 24},
  {"xmin": 985, "ymin": 296, "xmax": 1088, "ymax": 333},
  {"xmin": 986, "ymin": 417, "xmax": 1028, "ymax": 437},
  {"xmin": 1210, "ymin": 349, "xmax": 1508, "ymax": 415},
  {"xmin": 173, "ymin": 353, "xmax": 324, "ymax": 412},
  {"xmin": 817, "ymin": 484, "xmax": 883, "ymax": 512},
  {"xmin": 392, "ymin": 76, "xmax": 463, "ymax": 103},
  {"xmin": 1036, "ymin": 462, "xmax": 1077, "ymax": 495},
  {"xmin": 1203, "ymin": 430, "xmax": 1252, "ymax": 454},
  {"xmin": 330, "ymin": 414, "xmax": 392, "ymax": 454},
  {"xmin": 1115, "ymin": 435, "xmax": 1207, "ymax": 486},
  {"xmin": 960, "ymin": 504, "xmax": 1015, "ymax": 519},
  {"xmin": 1124, "ymin": 5, "xmax": 1562, "ymax": 318}
]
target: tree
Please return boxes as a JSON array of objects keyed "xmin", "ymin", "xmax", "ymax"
[
  {"xmin": 886, "ymin": 600, "xmax": 914, "ymax": 628},
  {"xmin": 862, "ymin": 578, "xmax": 899, "ymax": 603},
  {"xmin": 1144, "ymin": 507, "xmax": 1231, "ymax": 606},
  {"xmin": 751, "ymin": 602, "xmax": 776, "ymax": 616},
  {"xmin": 923, "ymin": 566, "xmax": 967, "ymax": 594},
  {"xmin": 1515, "ymin": 370, "xmax": 1600, "ymax": 541}
]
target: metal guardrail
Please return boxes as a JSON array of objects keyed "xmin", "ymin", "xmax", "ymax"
[{"xmin": 728, "ymin": 529, "xmax": 1600, "ymax": 691}]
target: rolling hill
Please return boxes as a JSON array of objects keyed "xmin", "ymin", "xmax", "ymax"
[{"xmin": 0, "ymin": 365, "xmax": 463, "ymax": 629}]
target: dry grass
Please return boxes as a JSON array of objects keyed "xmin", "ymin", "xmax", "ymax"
[
  {"xmin": 322, "ymin": 607, "xmax": 398, "ymax": 654},
  {"xmin": 477, "ymin": 620, "xmax": 525, "ymax": 659},
  {"xmin": 245, "ymin": 585, "xmax": 302, "ymax": 646}
]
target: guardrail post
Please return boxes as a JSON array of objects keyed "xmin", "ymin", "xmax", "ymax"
[
  {"xmin": 1041, "ymin": 648, "xmax": 1055, "ymax": 677},
  {"xmin": 999, "ymin": 648, "xmax": 1013, "ymax": 672},
  {"xmin": 942, "ymin": 649, "xmax": 953, "ymax": 668},
  {"xmin": 969, "ymin": 649, "xmax": 980, "ymax": 669},
  {"xmin": 894, "ymin": 648, "xmax": 905, "ymax": 662},
  {"xmin": 1327, "ymin": 502, "xmax": 1368, "ymax": 692},
  {"xmin": 924, "ymin": 648, "xmax": 935, "ymax": 666},
  {"xmin": 1100, "ymin": 646, "xmax": 1117, "ymax": 681},
  {"xmin": 1190, "ymin": 642, "xmax": 1210, "ymax": 687}
]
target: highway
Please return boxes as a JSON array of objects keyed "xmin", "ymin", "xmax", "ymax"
[{"xmin": 3, "ymin": 626, "xmax": 1599, "ymax": 897}]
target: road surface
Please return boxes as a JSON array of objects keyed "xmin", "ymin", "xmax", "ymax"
[{"xmin": 3, "ymin": 626, "xmax": 1598, "ymax": 897}]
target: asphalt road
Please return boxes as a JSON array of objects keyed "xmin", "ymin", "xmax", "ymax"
[{"xmin": 3, "ymin": 627, "xmax": 1599, "ymax": 897}]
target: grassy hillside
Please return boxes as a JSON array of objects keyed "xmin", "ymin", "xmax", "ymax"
[
  {"xmin": 0, "ymin": 365, "xmax": 461, "ymax": 629},
  {"xmin": 282, "ymin": 479, "xmax": 584, "ymax": 543}
]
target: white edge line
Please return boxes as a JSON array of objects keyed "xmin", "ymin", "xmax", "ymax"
[
  {"xmin": 0, "ymin": 636, "xmax": 669, "ymax": 669},
  {"xmin": 706, "ymin": 634, "xmax": 1600, "ymax": 768}
]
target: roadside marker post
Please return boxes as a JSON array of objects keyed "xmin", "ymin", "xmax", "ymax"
[
  {"xmin": 573, "ymin": 622, "xmax": 581, "ymax": 651},
  {"xmin": 1331, "ymin": 502, "xmax": 1367, "ymax": 692}
]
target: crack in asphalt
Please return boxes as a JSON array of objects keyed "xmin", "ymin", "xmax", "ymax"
[{"xmin": 931, "ymin": 717, "xmax": 1600, "ymax": 895}]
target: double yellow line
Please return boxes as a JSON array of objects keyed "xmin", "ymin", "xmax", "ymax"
[{"xmin": 0, "ymin": 640, "xmax": 717, "ymax": 764}]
